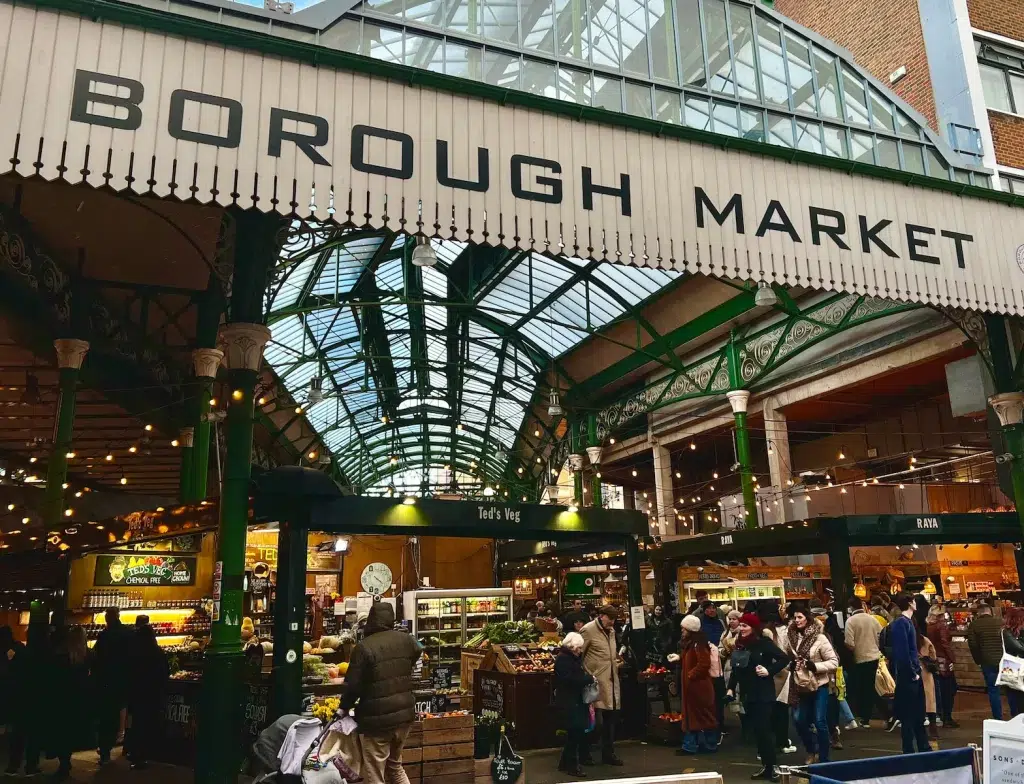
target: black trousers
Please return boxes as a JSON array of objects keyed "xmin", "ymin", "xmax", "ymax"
[
  {"xmin": 713, "ymin": 678, "xmax": 727, "ymax": 731},
  {"xmin": 937, "ymin": 675, "xmax": 957, "ymax": 720},
  {"xmin": 746, "ymin": 702, "xmax": 776, "ymax": 772},
  {"xmin": 850, "ymin": 660, "xmax": 879, "ymax": 724},
  {"xmin": 584, "ymin": 709, "xmax": 617, "ymax": 760},
  {"xmin": 560, "ymin": 729, "xmax": 588, "ymax": 771},
  {"xmin": 96, "ymin": 695, "xmax": 124, "ymax": 757},
  {"xmin": 771, "ymin": 702, "xmax": 790, "ymax": 748},
  {"xmin": 5, "ymin": 720, "xmax": 41, "ymax": 773},
  {"xmin": 895, "ymin": 677, "xmax": 930, "ymax": 754}
]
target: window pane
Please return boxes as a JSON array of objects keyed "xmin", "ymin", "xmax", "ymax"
[
  {"xmin": 482, "ymin": 49, "xmax": 520, "ymax": 87},
  {"xmin": 522, "ymin": 0, "xmax": 555, "ymax": 53},
  {"xmin": 895, "ymin": 108, "xmax": 917, "ymax": 137},
  {"xmin": 705, "ymin": 0, "xmax": 735, "ymax": 95},
  {"xmin": 713, "ymin": 101, "xmax": 739, "ymax": 136},
  {"xmin": 685, "ymin": 95, "xmax": 712, "ymax": 130},
  {"xmin": 851, "ymin": 131, "xmax": 874, "ymax": 164},
  {"xmin": 363, "ymin": 0, "xmax": 403, "ymax": 18},
  {"xmin": 812, "ymin": 47, "xmax": 841, "ymax": 119},
  {"xmin": 590, "ymin": 0, "xmax": 621, "ymax": 69},
  {"xmin": 926, "ymin": 147, "xmax": 949, "ymax": 179},
  {"xmin": 740, "ymin": 107, "xmax": 764, "ymax": 141},
  {"xmin": 405, "ymin": 33, "xmax": 445, "ymax": 70},
  {"xmin": 594, "ymin": 75, "xmax": 623, "ymax": 111},
  {"xmin": 649, "ymin": 0, "xmax": 678, "ymax": 82},
  {"xmin": 444, "ymin": 0, "xmax": 478, "ymax": 35},
  {"xmin": 877, "ymin": 137, "xmax": 899, "ymax": 168},
  {"xmin": 785, "ymin": 33, "xmax": 815, "ymax": 113},
  {"xmin": 1011, "ymin": 73, "xmax": 1024, "ymax": 114},
  {"xmin": 841, "ymin": 64, "xmax": 870, "ymax": 125},
  {"xmin": 767, "ymin": 113, "xmax": 794, "ymax": 147},
  {"xmin": 953, "ymin": 169, "xmax": 970, "ymax": 185},
  {"xmin": 321, "ymin": 18, "xmax": 361, "ymax": 52},
  {"xmin": 481, "ymin": 0, "xmax": 518, "ymax": 44},
  {"xmin": 625, "ymin": 81, "xmax": 653, "ymax": 117},
  {"xmin": 444, "ymin": 41, "xmax": 482, "ymax": 79},
  {"xmin": 903, "ymin": 142, "xmax": 925, "ymax": 174},
  {"xmin": 974, "ymin": 173, "xmax": 993, "ymax": 188},
  {"xmin": 980, "ymin": 63, "xmax": 1012, "ymax": 113},
  {"xmin": 869, "ymin": 89, "xmax": 894, "ymax": 132},
  {"xmin": 757, "ymin": 17, "xmax": 788, "ymax": 106},
  {"xmin": 558, "ymin": 65, "xmax": 593, "ymax": 104},
  {"xmin": 364, "ymin": 22, "xmax": 404, "ymax": 62},
  {"xmin": 555, "ymin": 0, "xmax": 589, "ymax": 61},
  {"xmin": 822, "ymin": 125, "xmax": 848, "ymax": 158},
  {"xmin": 795, "ymin": 120, "xmax": 822, "ymax": 153},
  {"xmin": 619, "ymin": 0, "xmax": 649, "ymax": 76},
  {"xmin": 656, "ymin": 88, "xmax": 683, "ymax": 122},
  {"xmin": 676, "ymin": 0, "xmax": 706, "ymax": 86},
  {"xmin": 522, "ymin": 58, "xmax": 558, "ymax": 97},
  {"xmin": 730, "ymin": 2, "xmax": 758, "ymax": 100}
]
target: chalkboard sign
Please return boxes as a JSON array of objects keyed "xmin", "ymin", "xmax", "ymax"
[
  {"xmin": 430, "ymin": 693, "xmax": 451, "ymax": 713},
  {"xmin": 431, "ymin": 666, "xmax": 452, "ymax": 690},
  {"xmin": 241, "ymin": 682, "xmax": 271, "ymax": 743},
  {"xmin": 415, "ymin": 698, "xmax": 432, "ymax": 715},
  {"xmin": 479, "ymin": 674, "xmax": 505, "ymax": 715},
  {"xmin": 491, "ymin": 745, "xmax": 523, "ymax": 784}
]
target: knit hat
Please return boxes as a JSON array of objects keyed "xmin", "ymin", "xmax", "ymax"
[
  {"xmin": 680, "ymin": 615, "xmax": 701, "ymax": 633},
  {"xmin": 739, "ymin": 612, "xmax": 761, "ymax": 632}
]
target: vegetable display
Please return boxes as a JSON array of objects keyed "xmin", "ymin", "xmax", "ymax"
[{"xmin": 464, "ymin": 621, "xmax": 540, "ymax": 647}]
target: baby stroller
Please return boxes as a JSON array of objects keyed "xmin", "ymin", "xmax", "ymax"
[{"xmin": 250, "ymin": 713, "xmax": 362, "ymax": 784}]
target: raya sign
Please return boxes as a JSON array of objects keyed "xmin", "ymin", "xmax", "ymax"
[
  {"xmin": 95, "ymin": 554, "xmax": 197, "ymax": 586},
  {"xmin": 2, "ymin": 4, "xmax": 1023, "ymax": 315}
]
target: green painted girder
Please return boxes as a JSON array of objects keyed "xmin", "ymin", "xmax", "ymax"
[{"xmin": 596, "ymin": 293, "xmax": 920, "ymax": 436}]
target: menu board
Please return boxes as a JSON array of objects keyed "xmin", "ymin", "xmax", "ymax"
[
  {"xmin": 478, "ymin": 673, "xmax": 505, "ymax": 715},
  {"xmin": 94, "ymin": 554, "xmax": 197, "ymax": 586},
  {"xmin": 241, "ymin": 682, "xmax": 271, "ymax": 744}
]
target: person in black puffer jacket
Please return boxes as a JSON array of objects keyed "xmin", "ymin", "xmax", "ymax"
[{"xmin": 341, "ymin": 601, "xmax": 423, "ymax": 784}]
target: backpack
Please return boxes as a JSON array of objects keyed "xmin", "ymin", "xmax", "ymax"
[
  {"xmin": 708, "ymin": 643, "xmax": 722, "ymax": 679},
  {"xmin": 878, "ymin": 623, "xmax": 893, "ymax": 660}
]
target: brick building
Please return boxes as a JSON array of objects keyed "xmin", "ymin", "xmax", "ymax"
[{"xmin": 775, "ymin": 0, "xmax": 1024, "ymax": 191}]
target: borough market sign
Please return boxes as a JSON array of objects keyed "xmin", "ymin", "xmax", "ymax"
[{"xmin": 2, "ymin": 3, "xmax": 1023, "ymax": 314}]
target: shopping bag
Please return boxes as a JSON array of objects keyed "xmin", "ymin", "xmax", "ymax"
[
  {"xmin": 587, "ymin": 705, "xmax": 596, "ymax": 732},
  {"xmin": 996, "ymin": 637, "xmax": 1024, "ymax": 691},
  {"xmin": 319, "ymin": 729, "xmax": 363, "ymax": 780},
  {"xmin": 875, "ymin": 657, "xmax": 895, "ymax": 697},
  {"xmin": 491, "ymin": 734, "xmax": 524, "ymax": 784},
  {"xmin": 582, "ymin": 679, "xmax": 600, "ymax": 704}
]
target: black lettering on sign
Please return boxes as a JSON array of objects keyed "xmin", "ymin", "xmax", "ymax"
[
  {"xmin": 942, "ymin": 230, "xmax": 973, "ymax": 269},
  {"xmin": 581, "ymin": 167, "xmax": 631, "ymax": 216},
  {"xmin": 351, "ymin": 124, "xmax": 414, "ymax": 179},
  {"xmin": 436, "ymin": 140, "xmax": 490, "ymax": 192},
  {"xmin": 167, "ymin": 90, "xmax": 242, "ymax": 148},
  {"xmin": 859, "ymin": 216, "xmax": 899, "ymax": 258},
  {"xmin": 755, "ymin": 200, "xmax": 801, "ymax": 242},
  {"xmin": 510, "ymin": 155, "xmax": 562, "ymax": 203},
  {"xmin": 695, "ymin": 188, "xmax": 744, "ymax": 234},
  {"xmin": 268, "ymin": 108, "xmax": 330, "ymax": 166},
  {"xmin": 809, "ymin": 207, "xmax": 850, "ymax": 250},
  {"xmin": 906, "ymin": 223, "xmax": 939, "ymax": 264},
  {"xmin": 70, "ymin": 70, "xmax": 144, "ymax": 131}
]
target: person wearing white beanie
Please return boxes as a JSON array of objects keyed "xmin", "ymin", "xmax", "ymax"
[{"xmin": 681, "ymin": 615, "xmax": 702, "ymax": 634}]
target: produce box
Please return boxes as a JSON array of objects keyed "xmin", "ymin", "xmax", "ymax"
[
  {"xmin": 425, "ymin": 776, "xmax": 473, "ymax": 784},
  {"xmin": 647, "ymin": 714, "xmax": 682, "ymax": 745},
  {"xmin": 423, "ymin": 743, "xmax": 473, "ymax": 761},
  {"xmin": 404, "ymin": 747, "xmax": 423, "ymax": 764},
  {"xmin": 421, "ymin": 712, "xmax": 474, "ymax": 745},
  {"xmin": 422, "ymin": 714, "xmax": 474, "ymax": 732},
  {"xmin": 405, "ymin": 763, "xmax": 422, "ymax": 783},
  {"xmin": 424, "ymin": 759, "xmax": 474, "ymax": 777}
]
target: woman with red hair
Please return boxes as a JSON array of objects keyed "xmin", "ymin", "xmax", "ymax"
[
  {"xmin": 1003, "ymin": 608, "xmax": 1024, "ymax": 717},
  {"xmin": 726, "ymin": 613, "xmax": 790, "ymax": 782}
]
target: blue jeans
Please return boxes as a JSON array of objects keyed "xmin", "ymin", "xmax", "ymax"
[
  {"xmin": 982, "ymin": 666, "xmax": 1003, "ymax": 720},
  {"xmin": 794, "ymin": 686, "xmax": 831, "ymax": 762},
  {"xmin": 681, "ymin": 730, "xmax": 720, "ymax": 753},
  {"xmin": 838, "ymin": 699, "xmax": 855, "ymax": 726}
]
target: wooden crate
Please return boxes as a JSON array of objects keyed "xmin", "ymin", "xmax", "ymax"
[
  {"xmin": 647, "ymin": 716, "xmax": 681, "ymax": 746},
  {"xmin": 461, "ymin": 650, "xmax": 487, "ymax": 685},
  {"xmin": 424, "ymin": 759, "xmax": 474, "ymax": 777},
  {"xmin": 424, "ymin": 775, "xmax": 473, "ymax": 784},
  {"xmin": 422, "ymin": 715, "xmax": 474, "ymax": 731},
  {"xmin": 422, "ymin": 743, "xmax": 473, "ymax": 761},
  {"xmin": 405, "ymin": 763, "xmax": 423, "ymax": 783},
  {"xmin": 423, "ymin": 728, "xmax": 474, "ymax": 745},
  {"xmin": 404, "ymin": 747, "xmax": 423, "ymax": 764}
]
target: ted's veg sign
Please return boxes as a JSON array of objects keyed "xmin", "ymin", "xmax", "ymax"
[{"xmin": 94, "ymin": 554, "xmax": 197, "ymax": 586}]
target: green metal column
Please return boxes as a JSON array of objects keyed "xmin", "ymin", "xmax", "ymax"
[
  {"xmin": 190, "ymin": 287, "xmax": 226, "ymax": 503},
  {"xmin": 827, "ymin": 532, "xmax": 854, "ymax": 613},
  {"xmin": 272, "ymin": 518, "xmax": 307, "ymax": 716},
  {"xmin": 587, "ymin": 414, "xmax": 602, "ymax": 508},
  {"xmin": 727, "ymin": 391, "xmax": 758, "ymax": 528},
  {"xmin": 195, "ymin": 211, "xmax": 279, "ymax": 784},
  {"xmin": 178, "ymin": 427, "xmax": 194, "ymax": 503},
  {"xmin": 571, "ymin": 421, "xmax": 584, "ymax": 506},
  {"xmin": 44, "ymin": 340, "xmax": 89, "ymax": 531}
]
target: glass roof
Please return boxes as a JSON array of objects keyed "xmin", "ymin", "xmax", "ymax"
[{"xmin": 265, "ymin": 224, "xmax": 679, "ymax": 493}]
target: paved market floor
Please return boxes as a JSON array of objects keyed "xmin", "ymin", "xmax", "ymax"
[{"xmin": 0, "ymin": 692, "xmax": 1000, "ymax": 783}]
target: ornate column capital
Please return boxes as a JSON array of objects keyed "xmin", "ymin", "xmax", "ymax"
[
  {"xmin": 179, "ymin": 427, "xmax": 195, "ymax": 448},
  {"xmin": 726, "ymin": 389, "xmax": 750, "ymax": 415},
  {"xmin": 193, "ymin": 347, "xmax": 225, "ymax": 379},
  {"xmin": 54, "ymin": 339, "xmax": 89, "ymax": 370},
  {"xmin": 218, "ymin": 323, "xmax": 271, "ymax": 372},
  {"xmin": 586, "ymin": 446, "xmax": 603, "ymax": 466},
  {"xmin": 990, "ymin": 392, "xmax": 1024, "ymax": 427},
  {"xmin": 568, "ymin": 453, "xmax": 585, "ymax": 471}
]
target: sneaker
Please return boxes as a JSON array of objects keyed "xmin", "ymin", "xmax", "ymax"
[
  {"xmin": 782, "ymin": 745, "xmax": 798, "ymax": 754},
  {"xmin": 859, "ymin": 721, "xmax": 871, "ymax": 729},
  {"xmin": 751, "ymin": 766, "xmax": 780, "ymax": 782},
  {"xmin": 936, "ymin": 718, "xmax": 944, "ymax": 727},
  {"xmin": 886, "ymin": 719, "xmax": 901, "ymax": 733},
  {"xmin": 845, "ymin": 721, "xmax": 859, "ymax": 730},
  {"xmin": 924, "ymin": 718, "xmax": 930, "ymax": 726}
]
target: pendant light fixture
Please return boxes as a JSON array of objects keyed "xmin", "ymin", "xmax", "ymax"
[{"xmin": 411, "ymin": 235, "xmax": 437, "ymax": 267}]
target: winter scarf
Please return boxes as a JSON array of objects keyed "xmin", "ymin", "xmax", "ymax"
[{"xmin": 785, "ymin": 619, "xmax": 823, "ymax": 707}]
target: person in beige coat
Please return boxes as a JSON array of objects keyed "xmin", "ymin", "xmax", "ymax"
[
  {"xmin": 581, "ymin": 606, "xmax": 623, "ymax": 766},
  {"xmin": 784, "ymin": 609, "xmax": 838, "ymax": 765},
  {"xmin": 917, "ymin": 628, "xmax": 939, "ymax": 741}
]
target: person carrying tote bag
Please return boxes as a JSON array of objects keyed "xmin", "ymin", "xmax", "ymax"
[{"xmin": 784, "ymin": 609, "xmax": 838, "ymax": 766}]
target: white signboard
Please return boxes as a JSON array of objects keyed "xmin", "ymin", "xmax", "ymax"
[
  {"xmin": 986, "ymin": 715, "xmax": 1024, "ymax": 784},
  {"xmin": 630, "ymin": 606, "xmax": 646, "ymax": 630},
  {"xmin": 1, "ymin": 4, "xmax": 1022, "ymax": 314}
]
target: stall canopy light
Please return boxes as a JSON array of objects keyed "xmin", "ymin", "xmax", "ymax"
[{"xmin": 334, "ymin": 537, "xmax": 350, "ymax": 553}]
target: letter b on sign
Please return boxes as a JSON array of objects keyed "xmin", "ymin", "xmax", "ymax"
[{"xmin": 70, "ymin": 70, "xmax": 144, "ymax": 131}]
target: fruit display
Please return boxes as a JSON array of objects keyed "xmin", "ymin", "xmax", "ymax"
[
  {"xmin": 640, "ymin": 664, "xmax": 670, "ymax": 679},
  {"xmin": 302, "ymin": 654, "xmax": 331, "ymax": 684},
  {"xmin": 170, "ymin": 670, "xmax": 202, "ymax": 682},
  {"xmin": 657, "ymin": 713, "xmax": 682, "ymax": 723},
  {"xmin": 501, "ymin": 644, "xmax": 555, "ymax": 673},
  {"xmin": 417, "ymin": 710, "xmax": 470, "ymax": 719},
  {"xmin": 311, "ymin": 696, "xmax": 340, "ymax": 723}
]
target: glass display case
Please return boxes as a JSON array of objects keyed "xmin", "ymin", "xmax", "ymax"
[
  {"xmin": 402, "ymin": 588, "xmax": 513, "ymax": 681},
  {"xmin": 681, "ymin": 580, "xmax": 785, "ymax": 608}
]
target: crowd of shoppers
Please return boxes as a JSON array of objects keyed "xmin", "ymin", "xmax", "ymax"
[{"xmin": 0, "ymin": 609, "xmax": 169, "ymax": 778}]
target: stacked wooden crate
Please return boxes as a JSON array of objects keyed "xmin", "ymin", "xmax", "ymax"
[
  {"xmin": 404, "ymin": 721, "xmax": 424, "ymax": 783},
  {"xmin": 423, "ymin": 715, "xmax": 475, "ymax": 784}
]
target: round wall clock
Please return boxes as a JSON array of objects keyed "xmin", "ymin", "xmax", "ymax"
[{"xmin": 360, "ymin": 562, "xmax": 393, "ymax": 595}]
